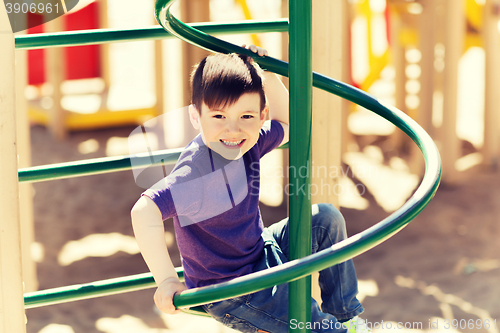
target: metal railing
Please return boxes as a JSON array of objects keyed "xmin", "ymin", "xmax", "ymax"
[
  {"xmin": 18, "ymin": 144, "xmax": 289, "ymax": 184},
  {"xmin": 15, "ymin": 19, "xmax": 288, "ymax": 50},
  {"xmin": 20, "ymin": 2, "xmax": 442, "ymax": 332}
]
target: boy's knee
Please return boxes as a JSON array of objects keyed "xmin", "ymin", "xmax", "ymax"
[
  {"xmin": 312, "ymin": 203, "xmax": 348, "ymax": 245},
  {"xmin": 312, "ymin": 203, "xmax": 346, "ymax": 229}
]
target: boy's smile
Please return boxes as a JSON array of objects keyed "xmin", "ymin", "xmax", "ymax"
[
  {"xmin": 220, "ymin": 139, "xmax": 244, "ymax": 148},
  {"xmin": 190, "ymin": 93, "xmax": 268, "ymax": 160}
]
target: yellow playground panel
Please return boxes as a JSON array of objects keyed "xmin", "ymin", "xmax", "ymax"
[{"xmin": 352, "ymin": 0, "xmax": 491, "ymax": 92}]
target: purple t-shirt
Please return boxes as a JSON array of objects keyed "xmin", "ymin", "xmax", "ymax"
[{"xmin": 143, "ymin": 120, "xmax": 284, "ymax": 288}]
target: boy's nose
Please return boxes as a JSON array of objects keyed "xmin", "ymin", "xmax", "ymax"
[{"xmin": 226, "ymin": 121, "xmax": 241, "ymax": 133}]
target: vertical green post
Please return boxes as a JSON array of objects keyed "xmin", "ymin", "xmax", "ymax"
[{"xmin": 288, "ymin": 0, "xmax": 312, "ymax": 332}]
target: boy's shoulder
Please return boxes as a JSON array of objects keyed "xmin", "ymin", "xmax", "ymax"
[
  {"xmin": 259, "ymin": 119, "xmax": 274, "ymax": 134},
  {"xmin": 171, "ymin": 135, "xmax": 207, "ymax": 177},
  {"xmin": 257, "ymin": 119, "xmax": 286, "ymax": 156},
  {"xmin": 178, "ymin": 135, "xmax": 205, "ymax": 163}
]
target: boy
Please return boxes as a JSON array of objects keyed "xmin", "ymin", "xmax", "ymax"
[{"xmin": 131, "ymin": 45, "xmax": 368, "ymax": 333}]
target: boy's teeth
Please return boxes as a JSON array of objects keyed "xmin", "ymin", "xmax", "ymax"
[{"xmin": 221, "ymin": 140, "xmax": 242, "ymax": 146}]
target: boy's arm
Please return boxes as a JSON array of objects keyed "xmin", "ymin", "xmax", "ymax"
[
  {"xmin": 264, "ymin": 71, "xmax": 289, "ymax": 146},
  {"xmin": 245, "ymin": 44, "xmax": 289, "ymax": 145},
  {"xmin": 131, "ymin": 196, "xmax": 187, "ymax": 314}
]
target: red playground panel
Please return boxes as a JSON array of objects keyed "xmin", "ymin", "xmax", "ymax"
[
  {"xmin": 64, "ymin": 2, "xmax": 101, "ymax": 80},
  {"xmin": 28, "ymin": 2, "xmax": 101, "ymax": 86},
  {"xmin": 27, "ymin": 13, "xmax": 46, "ymax": 85}
]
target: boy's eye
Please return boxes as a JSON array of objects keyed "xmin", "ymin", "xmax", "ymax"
[
  {"xmin": 242, "ymin": 115, "xmax": 254, "ymax": 119},
  {"xmin": 213, "ymin": 115, "xmax": 225, "ymax": 119}
]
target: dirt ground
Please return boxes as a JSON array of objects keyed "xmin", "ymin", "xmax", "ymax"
[{"xmin": 24, "ymin": 124, "xmax": 500, "ymax": 333}]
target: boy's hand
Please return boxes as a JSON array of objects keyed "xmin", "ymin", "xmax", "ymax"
[
  {"xmin": 154, "ymin": 277, "xmax": 187, "ymax": 314},
  {"xmin": 242, "ymin": 44, "xmax": 268, "ymax": 57}
]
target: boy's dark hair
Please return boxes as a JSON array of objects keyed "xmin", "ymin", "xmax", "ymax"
[{"xmin": 191, "ymin": 53, "xmax": 266, "ymax": 115}]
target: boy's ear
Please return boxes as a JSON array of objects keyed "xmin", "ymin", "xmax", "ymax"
[
  {"xmin": 189, "ymin": 104, "xmax": 201, "ymax": 130},
  {"xmin": 260, "ymin": 106, "xmax": 269, "ymax": 126}
]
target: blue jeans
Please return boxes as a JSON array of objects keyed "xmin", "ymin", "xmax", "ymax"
[{"xmin": 203, "ymin": 203, "xmax": 364, "ymax": 333}]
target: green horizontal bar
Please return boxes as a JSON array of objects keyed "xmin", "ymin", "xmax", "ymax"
[
  {"xmin": 18, "ymin": 144, "xmax": 287, "ymax": 184},
  {"xmin": 24, "ymin": 268, "xmax": 183, "ymax": 309},
  {"xmin": 15, "ymin": 19, "xmax": 288, "ymax": 50},
  {"xmin": 18, "ymin": 148, "xmax": 183, "ymax": 183}
]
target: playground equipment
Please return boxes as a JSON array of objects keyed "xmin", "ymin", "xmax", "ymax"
[
  {"xmin": 2, "ymin": 0, "xmax": 442, "ymax": 332},
  {"xmin": 27, "ymin": 1, "xmax": 101, "ymax": 85},
  {"xmin": 234, "ymin": 0, "xmax": 262, "ymax": 47},
  {"xmin": 394, "ymin": 0, "xmax": 499, "ymax": 179},
  {"xmin": 25, "ymin": 0, "xmax": 262, "ymax": 138},
  {"xmin": 350, "ymin": 0, "xmax": 391, "ymax": 92},
  {"xmin": 25, "ymin": 0, "xmax": 148, "ymax": 137}
]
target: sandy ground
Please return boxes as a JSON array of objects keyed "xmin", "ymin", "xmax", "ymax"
[{"xmin": 22, "ymin": 124, "xmax": 500, "ymax": 333}]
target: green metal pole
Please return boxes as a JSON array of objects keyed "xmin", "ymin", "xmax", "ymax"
[
  {"xmin": 18, "ymin": 145, "xmax": 287, "ymax": 184},
  {"xmin": 288, "ymin": 0, "xmax": 312, "ymax": 332},
  {"xmin": 15, "ymin": 20, "xmax": 288, "ymax": 50}
]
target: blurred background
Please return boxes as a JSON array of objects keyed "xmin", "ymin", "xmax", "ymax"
[{"xmin": 8, "ymin": 0, "xmax": 500, "ymax": 332}]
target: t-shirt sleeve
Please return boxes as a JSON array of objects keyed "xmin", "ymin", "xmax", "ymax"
[
  {"xmin": 258, "ymin": 119, "xmax": 285, "ymax": 158},
  {"xmin": 142, "ymin": 164, "xmax": 203, "ymax": 221}
]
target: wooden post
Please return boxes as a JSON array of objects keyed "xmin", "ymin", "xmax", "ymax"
[
  {"xmin": 441, "ymin": 0, "xmax": 464, "ymax": 183},
  {"xmin": 418, "ymin": 0, "xmax": 436, "ymax": 136},
  {"xmin": 15, "ymin": 14, "xmax": 38, "ymax": 292},
  {"xmin": 154, "ymin": 35, "xmax": 164, "ymax": 116},
  {"xmin": 281, "ymin": 0, "xmax": 289, "ymax": 85},
  {"xmin": 180, "ymin": 0, "xmax": 210, "ymax": 105},
  {"xmin": 45, "ymin": 16, "xmax": 66, "ymax": 139},
  {"xmin": 482, "ymin": 0, "xmax": 500, "ymax": 169},
  {"xmin": 99, "ymin": 0, "xmax": 111, "ymax": 94},
  {"xmin": 341, "ymin": 2, "xmax": 353, "ymax": 158},
  {"xmin": 0, "ymin": 7, "xmax": 28, "ymax": 333},
  {"xmin": 311, "ymin": 0, "xmax": 346, "ymax": 304},
  {"xmin": 389, "ymin": 7, "xmax": 407, "ymax": 152},
  {"xmin": 311, "ymin": 0, "xmax": 345, "ymax": 206},
  {"xmin": 408, "ymin": 0, "xmax": 437, "ymax": 175},
  {"xmin": 180, "ymin": 0, "xmax": 210, "ymax": 141},
  {"xmin": 281, "ymin": 0, "xmax": 290, "ymax": 212}
]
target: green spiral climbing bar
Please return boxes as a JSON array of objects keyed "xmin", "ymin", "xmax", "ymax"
[
  {"xmin": 20, "ymin": 0, "xmax": 441, "ymax": 320},
  {"xmin": 154, "ymin": 0, "xmax": 442, "ymax": 310},
  {"xmin": 24, "ymin": 269, "xmax": 182, "ymax": 309},
  {"xmin": 15, "ymin": 19, "xmax": 288, "ymax": 50}
]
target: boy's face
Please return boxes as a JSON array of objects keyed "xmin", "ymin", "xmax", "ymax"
[{"xmin": 190, "ymin": 93, "xmax": 268, "ymax": 160}]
